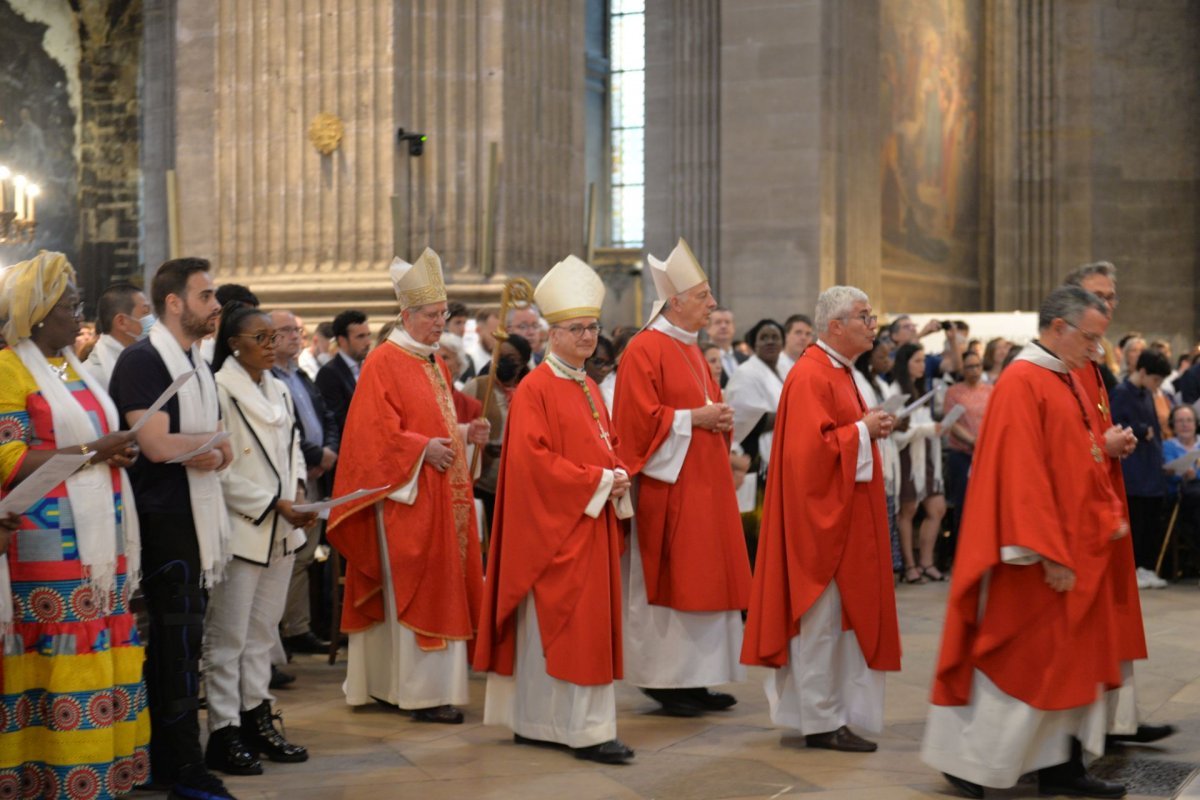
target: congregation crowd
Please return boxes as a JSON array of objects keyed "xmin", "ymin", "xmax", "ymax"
[{"xmin": 0, "ymin": 245, "xmax": 1192, "ymax": 800}]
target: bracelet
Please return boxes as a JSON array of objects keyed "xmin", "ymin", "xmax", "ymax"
[{"xmin": 80, "ymin": 443, "xmax": 93, "ymax": 463}]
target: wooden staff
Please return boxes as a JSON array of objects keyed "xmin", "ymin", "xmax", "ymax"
[
  {"xmin": 470, "ymin": 277, "xmax": 535, "ymax": 481},
  {"xmin": 1154, "ymin": 495, "xmax": 1182, "ymax": 577}
]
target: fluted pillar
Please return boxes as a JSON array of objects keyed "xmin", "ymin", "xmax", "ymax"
[{"xmin": 644, "ymin": 0, "xmax": 721, "ymax": 288}]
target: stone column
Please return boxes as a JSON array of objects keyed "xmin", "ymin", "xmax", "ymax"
[
  {"xmin": 140, "ymin": 0, "xmax": 174, "ymax": 285},
  {"xmin": 644, "ymin": 0, "xmax": 721, "ymax": 290},
  {"xmin": 716, "ymin": 0, "xmax": 825, "ymax": 323}
]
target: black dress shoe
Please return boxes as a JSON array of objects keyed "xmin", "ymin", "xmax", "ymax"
[
  {"xmin": 944, "ymin": 772, "xmax": 984, "ymax": 798},
  {"xmin": 411, "ymin": 704, "xmax": 464, "ymax": 724},
  {"xmin": 1106, "ymin": 723, "xmax": 1176, "ymax": 746},
  {"xmin": 283, "ymin": 631, "xmax": 331, "ymax": 654},
  {"xmin": 204, "ymin": 725, "xmax": 263, "ymax": 776},
  {"xmin": 241, "ymin": 701, "xmax": 308, "ymax": 763},
  {"xmin": 573, "ymin": 739, "xmax": 634, "ymax": 764},
  {"xmin": 686, "ymin": 688, "xmax": 737, "ymax": 710},
  {"xmin": 640, "ymin": 688, "xmax": 706, "ymax": 717},
  {"xmin": 269, "ymin": 665, "xmax": 296, "ymax": 689},
  {"xmin": 804, "ymin": 725, "xmax": 878, "ymax": 752},
  {"xmin": 1038, "ymin": 772, "xmax": 1125, "ymax": 798}
]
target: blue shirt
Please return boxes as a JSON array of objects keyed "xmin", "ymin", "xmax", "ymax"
[{"xmin": 1111, "ymin": 378, "xmax": 1166, "ymax": 497}]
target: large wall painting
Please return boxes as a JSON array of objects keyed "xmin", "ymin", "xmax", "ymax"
[{"xmin": 880, "ymin": 0, "xmax": 982, "ymax": 299}]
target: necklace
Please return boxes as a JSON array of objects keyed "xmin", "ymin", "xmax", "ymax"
[
  {"xmin": 49, "ymin": 360, "xmax": 70, "ymax": 383},
  {"xmin": 667, "ymin": 337, "xmax": 714, "ymax": 405},
  {"xmin": 1053, "ymin": 370, "xmax": 1104, "ymax": 463},
  {"xmin": 548, "ymin": 354, "xmax": 613, "ymax": 450}
]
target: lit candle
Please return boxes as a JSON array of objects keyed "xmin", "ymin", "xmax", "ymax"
[
  {"xmin": 13, "ymin": 175, "xmax": 26, "ymax": 221},
  {"xmin": 26, "ymin": 184, "xmax": 39, "ymax": 224}
]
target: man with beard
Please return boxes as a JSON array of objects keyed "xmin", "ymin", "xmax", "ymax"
[{"xmin": 110, "ymin": 258, "xmax": 238, "ymax": 798}]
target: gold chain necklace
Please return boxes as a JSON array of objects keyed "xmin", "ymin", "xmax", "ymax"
[
  {"xmin": 548, "ymin": 354, "xmax": 613, "ymax": 450},
  {"xmin": 666, "ymin": 337, "xmax": 714, "ymax": 406}
]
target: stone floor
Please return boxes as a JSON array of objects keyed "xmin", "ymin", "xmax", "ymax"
[{"xmin": 149, "ymin": 581, "xmax": 1200, "ymax": 799}]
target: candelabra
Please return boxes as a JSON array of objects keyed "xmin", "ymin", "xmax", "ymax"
[{"xmin": 0, "ymin": 166, "xmax": 39, "ymax": 245}]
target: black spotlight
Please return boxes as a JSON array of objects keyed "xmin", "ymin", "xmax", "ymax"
[{"xmin": 398, "ymin": 128, "xmax": 427, "ymax": 157}]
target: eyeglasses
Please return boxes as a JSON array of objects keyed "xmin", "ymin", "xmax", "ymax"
[
  {"xmin": 553, "ymin": 323, "xmax": 602, "ymax": 339},
  {"xmin": 841, "ymin": 313, "xmax": 878, "ymax": 326},
  {"xmin": 510, "ymin": 322, "xmax": 539, "ymax": 334},
  {"xmin": 1064, "ymin": 321, "xmax": 1103, "ymax": 344},
  {"xmin": 415, "ymin": 308, "xmax": 452, "ymax": 321},
  {"xmin": 1091, "ymin": 291, "xmax": 1119, "ymax": 308},
  {"xmin": 237, "ymin": 331, "xmax": 283, "ymax": 347},
  {"xmin": 53, "ymin": 301, "xmax": 85, "ymax": 319},
  {"xmin": 276, "ymin": 325, "xmax": 302, "ymax": 335}
]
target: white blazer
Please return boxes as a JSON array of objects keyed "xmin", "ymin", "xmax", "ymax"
[{"xmin": 216, "ymin": 366, "xmax": 306, "ymax": 566}]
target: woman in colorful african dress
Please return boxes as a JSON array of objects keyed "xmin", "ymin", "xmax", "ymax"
[{"xmin": 0, "ymin": 252, "xmax": 149, "ymax": 799}]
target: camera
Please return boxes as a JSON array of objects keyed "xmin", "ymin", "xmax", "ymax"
[{"xmin": 397, "ymin": 128, "xmax": 427, "ymax": 157}]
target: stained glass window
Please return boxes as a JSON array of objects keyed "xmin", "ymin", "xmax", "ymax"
[{"xmin": 610, "ymin": 0, "xmax": 645, "ymax": 248}]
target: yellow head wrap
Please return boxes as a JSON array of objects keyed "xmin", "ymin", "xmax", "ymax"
[{"xmin": 0, "ymin": 251, "xmax": 77, "ymax": 344}]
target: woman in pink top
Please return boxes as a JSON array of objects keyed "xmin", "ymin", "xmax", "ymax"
[{"xmin": 942, "ymin": 350, "xmax": 993, "ymax": 568}]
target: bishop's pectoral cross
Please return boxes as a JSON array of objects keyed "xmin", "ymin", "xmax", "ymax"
[{"xmin": 598, "ymin": 425, "xmax": 613, "ymax": 451}]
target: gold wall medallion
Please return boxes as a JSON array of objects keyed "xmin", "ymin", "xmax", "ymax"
[{"xmin": 308, "ymin": 112, "xmax": 344, "ymax": 155}]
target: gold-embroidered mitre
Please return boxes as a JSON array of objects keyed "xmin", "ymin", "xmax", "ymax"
[
  {"xmin": 390, "ymin": 248, "xmax": 447, "ymax": 310},
  {"xmin": 534, "ymin": 255, "xmax": 606, "ymax": 324}
]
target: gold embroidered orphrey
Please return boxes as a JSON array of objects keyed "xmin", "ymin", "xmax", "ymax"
[
  {"xmin": 309, "ymin": 112, "xmax": 344, "ymax": 155},
  {"xmin": 397, "ymin": 252, "xmax": 448, "ymax": 310}
]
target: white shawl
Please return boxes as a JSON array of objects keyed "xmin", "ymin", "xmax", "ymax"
[
  {"xmin": 148, "ymin": 321, "xmax": 231, "ymax": 585},
  {"xmin": 725, "ymin": 355, "xmax": 786, "ymax": 513},
  {"xmin": 4, "ymin": 339, "xmax": 141, "ymax": 629}
]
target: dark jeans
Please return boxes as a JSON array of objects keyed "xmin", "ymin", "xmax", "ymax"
[
  {"xmin": 1127, "ymin": 495, "xmax": 1165, "ymax": 570},
  {"xmin": 139, "ymin": 512, "xmax": 208, "ymax": 784},
  {"xmin": 945, "ymin": 449, "xmax": 973, "ymax": 567}
]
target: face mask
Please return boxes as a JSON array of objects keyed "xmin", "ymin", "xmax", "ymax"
[
  {"xmin": 138, "ymin": 313, "xmax": 156, "ymax": 339},
  {"xmin": 495, "ymin": 357, "xmax": 520, "ymax": 382}
]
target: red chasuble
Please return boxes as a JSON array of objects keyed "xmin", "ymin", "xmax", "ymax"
[
  {"xmin": 932, "ymin": 356, "xmax": 1126, "ymax": 711},
  {"xmin": 1074, "ymin": 361, "xmax": 1147, "ymax": 663},
  {"xmin": 474, "ymin": 363, "xmax": 626, "ymax": 685},
  {"xmin": 611, "ymin": 328, "xmax": 751, "ymax": 611},
  {"xmin": 740, "ymin": 345, "xmax": 901, "ymax": 671},
  {"xmin": 326, "ymin": 342, "xmax": 483, "ymax": 651}
]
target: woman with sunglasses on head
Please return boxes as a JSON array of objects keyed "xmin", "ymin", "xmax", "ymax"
[{"xmin": 204, "ymin": 302, "xmax": 318, "ymax": 777}]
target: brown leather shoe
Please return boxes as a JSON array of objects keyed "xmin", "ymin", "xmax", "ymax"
[{"xmin": 804, "ymin": 725, "xmax": 878, "ymax": 752}]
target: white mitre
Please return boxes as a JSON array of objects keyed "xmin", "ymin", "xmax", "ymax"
[
  {"xmin": 534, "ymin": 254, "xmax": 606, "ymax": 323},
  {"xmin": 390, "ymin": 247, "xmax": 447, "ymax": 310},
  {"xmin": 645, "ymin": 238, "xmax": 708, "ymax": 327}
]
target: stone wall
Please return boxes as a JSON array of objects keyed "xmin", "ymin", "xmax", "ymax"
[{"xmin": 73, "ymin": 0, "xmax": 142, "ymax": 301}]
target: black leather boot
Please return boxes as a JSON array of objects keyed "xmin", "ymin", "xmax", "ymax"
[
  {"xmin": 241, "ymin": 701, "xmax": 308, "ymax": 763},
  {"xmin": 204, "ymin": 725, "xmax": 263, "ymax": 776}
]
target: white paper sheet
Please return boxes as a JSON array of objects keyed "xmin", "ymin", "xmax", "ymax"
[
  {"xmin": 1165, "ymin": 448, "xmax": 1200, "ymax": 476},
  {"xmin": 0, "ymin": 453, "xmax": 94, "ymax": 516},
  {"xmin": 166, "ymin": 430, "xmax": 231, "ymax": 464},
  {"xmin": 877, "ymin": 393, "xmax": 910, "ymax": 415},
  {"xmin": 940, "ymin": 404, "xmax": 967, "ymax": 430},
  {"xmin": 292, "ymin": 486, "xmax": 389, "ymax": 515},
  {"xmin": 897, "ymin": 388, "xmax": 937, "ymax": 420},
  {"xmin": 129, "ymin": 370, "xmax": 196, "ymax": 433}
]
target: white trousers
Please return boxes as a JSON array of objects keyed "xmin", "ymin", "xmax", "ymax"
[
  {"xmin": 922, "ymin": 670, "xmax": 1108, "ymax": 788},
  {"xmin": 342, "ymin": 518, "xmax": 468, "ymax": 709},
  {"xmin": 204, "ymin": 544, "xmax": 295, "ymax": 730},
  {"xmin": 620, "ymin": 529, "xmax": 745, "ymax": 688},
  {"xmin": 1106, "ymin": 661, "xmax": 1138, "ymax": 734},
  {"xmin": 764, "ymin": 581, "xmax": 886, "ymax": 735},
  {"xmin": 483, "ymin": 595, "xmax": 616, "ymax": 748}
]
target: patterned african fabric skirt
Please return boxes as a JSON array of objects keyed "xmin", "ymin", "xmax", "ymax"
[{"xmin": 1, "ymin": 529, "xmax": 150, "ymax": 799}]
